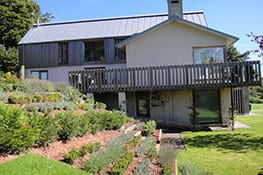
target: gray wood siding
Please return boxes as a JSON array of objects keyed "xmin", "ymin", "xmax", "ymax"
[
  {"xmin": 68, "ymin": 41, "xmax": 84, "ymax": 65},
  {"xmin": 105, "ymin": 39, "xmax": 115, "ymax": 64},
  {"xmin": 21, "ymin": 43, "xmax": 59, "ymax": 68}
]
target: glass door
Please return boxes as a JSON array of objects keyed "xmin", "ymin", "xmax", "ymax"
[
  {"xmin": 194, "ymin": 90, "xmax": 220, "ymax": 124},
  {"xmin": 136, "ymin": 92, "xmax": 150, "ymax": 118}
]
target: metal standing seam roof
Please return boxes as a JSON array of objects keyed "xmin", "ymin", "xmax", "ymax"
[{"xmin": 19, "ymin": 11, "xmax": 207, "ymax": 45}]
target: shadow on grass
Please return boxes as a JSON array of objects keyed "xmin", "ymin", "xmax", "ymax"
[{"xmin": 184, "ymin": 133, "xmax": 263, "ymax": 153}]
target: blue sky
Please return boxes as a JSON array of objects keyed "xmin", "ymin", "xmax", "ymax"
[{"xmin": 36, "ymin": 0, "xmax": 262, "ymax": 61}]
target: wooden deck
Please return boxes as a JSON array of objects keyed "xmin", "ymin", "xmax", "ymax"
[{"xmin": 69, "ymin": 61, "xmax": 261, "ymax": 93}]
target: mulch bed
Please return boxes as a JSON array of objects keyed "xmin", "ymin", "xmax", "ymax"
[{"xmin": 30, "ymin": 130, "xmax": 122, "ymax": 161}]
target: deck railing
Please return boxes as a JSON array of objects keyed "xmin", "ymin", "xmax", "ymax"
[{"xmin": 69, "ymin": 61, "xmax": 261, "ymax": 93}]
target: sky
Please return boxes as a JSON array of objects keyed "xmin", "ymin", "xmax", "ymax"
[{"xmin": 36, "ymin": 0, "xmax": 262, "ymax": 61}]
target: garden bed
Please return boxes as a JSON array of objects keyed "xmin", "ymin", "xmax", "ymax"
[{"xmin": 30, "ymin": 130, "xmax": 121, "ymax": 161}]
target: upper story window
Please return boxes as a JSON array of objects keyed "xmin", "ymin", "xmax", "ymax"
[
  {"xmin": 31, "ymin": 70, "xmax": 48, "ymax": 80},
  {"xmin": 115, "ymin": 39, "xmax": 126, "ymax": 61},
  {"xmin": 85, "ymin": 40, "xmax": 105, "ymax": 63},
  {"xmin": 194, "ymin": 47, "xmax": 225, "ymax": 64},
  {"xmin": 58, "ymin": 43, "xmax": 68, "ymax": 65}
]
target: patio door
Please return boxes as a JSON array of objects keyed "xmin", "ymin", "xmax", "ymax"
[
  {"xmin": 194, "ymin": 90, "xmax": 221, "ymax": 124},
  {"xmin": 136, "ymin": 92, "xmax": 150, "ymax": 118}
]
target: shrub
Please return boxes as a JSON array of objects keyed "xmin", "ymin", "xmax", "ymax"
[
  {"xmin": 29, "ymin": 114, "xmax": 58, "ymax": 147},
  {"xmin": 45, "ymin": 92, "xmax": 62, "ymax": 102},
  {"xmin": 94, "ymin": 102, "xmax": 107, "ymax": 110},
  {"xmin": 125, "ymin": 135, "xmax": 142, "ymax": 150},
  {"xmin": 0, "ymin": 104, "xmax": 37, "ymax": 153},
  {"xmin": 75, "ymin": 115, "xmax": 91, "ymax": 137},
  {"xmin": 111, "ymin": 152, "xmax": 134, "ymax": 175},
  {"xmin": 79, "ymin": 142, "xmax": 101, "ymax": 157},
  {"xmin": 63, "ymin": 143, "xmax": 101, "ymax": 165},
  {"xmin": 25, "ymin": 102, "xmax": 77, "ymax": 113},
  {"xmin": 32, "ymin": 94, "xmax": 43, "ymax": 103},
  {"xmin": 84, "ymin": 111, "xmax": 129, "ymax": 134},
  {"xmin": 142, "ymin": 120, "xmax": 156, "ymax": 136},
  {"xmin": 136, "ymin": 138, "xmax": 157, "ymax": 160},
  {"xmin": 24, "ymin": 79, "xmax": 55, "ymax": 93},
  {"xmin": 134, "ymin": 158, "xmax": 150, "ymax": 175},
  {"xmin": 8, "ymin": 92, "xmax": 29, "ymax": 104},
  {"xmin": 158, "ymin": 145, "xmax": 177, "ymax": 175},
  {"xmin": 55, "ymin": 112, "xmax": 80, "ymax": 142},
  {"xmin": 54, "ymin": 82, "xmax": 82, "ymax": 102},
  {"xmin": 84, "ymin": 132, "xmax": 135, "ymax": 174},
  {"xmin": 63, "ymin": 148, "xmax": 80, "ymax": 164}
]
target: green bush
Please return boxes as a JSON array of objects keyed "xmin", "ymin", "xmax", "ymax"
[
  {"xmin": 136, "ymin": 138, "xmax": 157, "ymax": 160},
  {"xmin": 54, "ymin": 82, "xmax": 82, "ymax": 102},
  {"xmin": 134, "ymin": 158, "xmax": 150, "ymax": 175},
  {"xmin": 25, "ymin": 102, "xmax": 77, "ymax": 113},
  {"xmin": 158, "ymin": 145, "xmax": 177, "ymax": 175},
  {"xmin": 8, "ymin": 92, "xmax": 30, "ymax": 104},
  {"xmin": 63, "ymin": 143, "xmax": 101, "ymax": 165},
  {"xmin": 84, "ymin": 132, "xmax": 135, "ymax": 174},
  {"xmin": 55, "ymin": 112, "xmax": 80, "ymax": 142},
  {"xmin": 75, "ymin": 115, "xmax": 91, "ymax": 137},
  {"xmin": 84, "ymin": 111, "xmax": 129, "ymax": 134},
  {"xmin": 45, "ymin": 92, "xmax": 62, "ymax": 102},
  {"xmin": 94, "ymin": 102, "xmax": 107, "ymax": 110},
  {"xmin": 125, "ymin": 135, "xmax": 142, "ymax": 150},
  {"xmin": 0, "ymin": 104, "xmax": 37, "ymax": 153},
  {"xmin": 79, "ymin": 142, "xmax": 101, "ymax": 157},
  {"xmin": 143, "ymin": 120, "xmax": 156, "ymax": 136},
  {"xmin": 112, "ymin": 152, "xmax": 134, "ymax": 175},
  {"xmin": 63, "ymin": 148, "xmax": 80, "ymax": 164},
  {"xmin": 29, "ymin": 114, "xmax": 58, "ymax": 147}
]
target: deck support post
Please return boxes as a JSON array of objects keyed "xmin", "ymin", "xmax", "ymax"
[{"xmin": 118, "ymin": 92, "xmax": 127, "ymax": 112}]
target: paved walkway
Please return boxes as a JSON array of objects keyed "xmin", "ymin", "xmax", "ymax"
[{"xmin": 161, "ymin": 132, "xmax": 185, "ymax": 151}]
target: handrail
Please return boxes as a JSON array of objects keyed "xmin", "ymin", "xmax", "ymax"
[{"xmin": 69, "ymin": 61, "xmax": 261, "ymax": 93}]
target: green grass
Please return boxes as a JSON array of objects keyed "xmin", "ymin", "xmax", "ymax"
[
  {"xmin": 252, "ymin": 104, "xmax": 263, "ymax": 115},
  {"xmin": 0, "ymin": 154, "xmax": 90, "ymax": 175},
  {"xmin": 177, "ymin": 104, "xmax": 263, "ymax": 175}
]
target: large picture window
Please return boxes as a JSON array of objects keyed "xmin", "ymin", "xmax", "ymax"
[
  {"xmin": 194, "ymin": 47, "xmax": 225, "ymax": 64},
  {"xmin": 194, "ymin": 90, "xmax": 220, "ymax": 124},
  {"xmin": 85, "ymin": 41, "xmax": 105, "ymax": 62},
  {"xmin": 31, "ymin": 70, "xmax": 48, "ymax": 80},
  {"xmin": 58, "ymin": 43, "xmax": 68, "ymax": 65}
]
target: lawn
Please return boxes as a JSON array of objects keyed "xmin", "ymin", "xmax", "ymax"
[
  {"xmin": 177, "ymin": 104, "xmax": 263, "ymax": 175},
  {"xmin": 252, "ymin": 104, "xmax": 263, "ymax": 115},
  {"xmin": 0, "ymin": 154, "xmax": 90, "ymax": 175}
]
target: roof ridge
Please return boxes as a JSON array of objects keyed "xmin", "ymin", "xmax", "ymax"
[{"xmin": 33, "ymin": 11, "xmax": 204, "ymax": 27}]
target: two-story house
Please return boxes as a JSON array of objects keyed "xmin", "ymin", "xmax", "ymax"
[{"xmin": 19, "ymin": 0, "xmax": 261, "ymax": 128}]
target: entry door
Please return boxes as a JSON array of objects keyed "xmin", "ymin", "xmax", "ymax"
[
  {"xmin": 194, "ymin": 90, "xmax": 220, "ymax": 124},
  {"xmin": 136, "ymin": 92, "xmax": 150, "ymax": 118}
]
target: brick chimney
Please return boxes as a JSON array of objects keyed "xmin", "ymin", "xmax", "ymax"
[{"xmin": 167, "ymin": 0, "xmax": 183, "ymax": 18}]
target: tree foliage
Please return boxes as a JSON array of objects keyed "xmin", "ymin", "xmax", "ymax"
[
  {"xmin": 247, "ymin": 33, "xmax": 263, "ymax": 58},
  {"xmin": 0, "ymin": 45, "xmax": 18, "ymax": 73},
  {"xmin": 0, "ymin": 0, "xmax": 53, "ymax": 48},
  {"xmin": 227, "ymin": 46, "xmax": 250, "ymax": 62}
]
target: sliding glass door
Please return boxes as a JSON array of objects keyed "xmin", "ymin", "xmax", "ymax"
[{"xmin": 194, "ymin": 90, "xmax": 221, "ymax": 124}]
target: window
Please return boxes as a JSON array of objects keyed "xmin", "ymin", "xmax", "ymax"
[
  {"xmin": 31, "ymin": 71, "xmax": 48, "ymax": 80},
  {"xmin": 58, "ymin": 43, "xmax": 68, "ymax": 65},
  {"xmin": 194, "ymin": 47, "xmax": 225, "ymax": 64},
  {"xmin": 85, "ymin": 41, "xmax": 105, "ymax": 62},
  {"xmin": 115, "ymin": 39, "xmax": 126, "ymax": 61},
  {"xmin": 194, "ymin": 90, "xmax": 220, "ymax": 124},
  {"xmin": 136, "ymin": 92, "xmax": 150, "ymax": 117}
]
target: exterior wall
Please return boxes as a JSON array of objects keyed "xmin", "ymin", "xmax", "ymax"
[
  {"xmin": 20, "ymin": 38, "xmax": 124, "ymax": 69},
  {"xmin": 126, "ymin": 22, "xmax": 227, "ymax": 67},
  {"xmin": 126, "ymin": 89, "xmax": 232, "ymax": 128},
  {"xmin": 220, "ymin": 88, "xmax": 232, "ymax": 126},
  {"xmin": 150, "ymin": 90, "xmax": 192, "ymax": 127},
  {"xmin": 25, "ymin": 64, "xmax": 126, "ymax": 84},
  {"xmin": 126, "ymin": 90, "xmax": 192, "ymax": 128}
]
